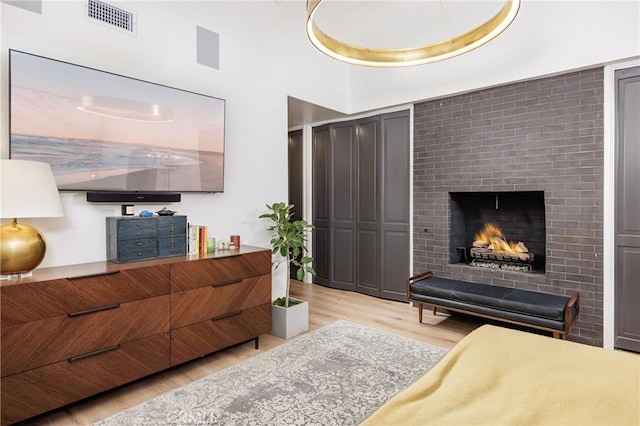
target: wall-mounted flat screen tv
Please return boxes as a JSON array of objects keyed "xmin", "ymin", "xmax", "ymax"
[{"xmin": 9, "ymin": 49, "xmax": 225, "ymax": 193}]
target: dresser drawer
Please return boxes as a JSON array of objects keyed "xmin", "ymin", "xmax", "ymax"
[
  {"xmin": 118, "ymin": 237, "xmax": 157, "ymax": 251},
  {"xmin": 158, "ymin": 217, "xmax": 187, "ymax": 236},
  {"xmin": 171, "ymin": 274, "xmax": 270, "ymax": 328},
  {"xmin": 0, "ymin": 332, "xmax": 170, "ymax": 426},
  {"xmin": 171, "ymin": 303, "xmax": 271, "ymax": 366},
  {"xmin": 1, "ymin": 295, "xmax": 170, "ymax": 376},
  {"xmin": 1, "ymin": 265, "xmax": 170, "ymax": 327},
  {"xmin": 117, "ymin": 247, "xmax": 159, "ymax": 263},
  {"xmin": 171, "ymin": 250, "xmax": 272, "ymax": 292},
  {"xmin": 118, "ymin": 227, "xmax": 157, "ymax": 241},
  {"xmin": 159, "ymin": 236, "xmax": 187, "ymax": 255},
  {"xmin": 158, "ymin": 227, "xmax": 186, "ymax": 237},
  {"xmin": 159, "ymin": 246, "xmax": 186, "ymax": 258},
  {"xmin": 117, "ymin": 218, "xmax": 156, "ymax": 232},
  {"xmin": 158, "ymin": 216, "xmax": 187, "ymax": 229}
]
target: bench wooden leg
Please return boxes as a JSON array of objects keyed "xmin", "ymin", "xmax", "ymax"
[
  {"xmin": 552, "ymin": 331, "xmax": 560, "ymax": 339},
  {"xmin": 433, "ymin": 306, "xmax": 437, "ymax": 316},
  {"xmin": 418, "ymin": 303, "xmax": 423, "ymax": 323}
]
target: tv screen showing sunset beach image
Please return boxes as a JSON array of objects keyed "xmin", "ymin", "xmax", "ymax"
[{"xmin": 9, "ymin": 50, "xmax": 225, "ymax": 193}]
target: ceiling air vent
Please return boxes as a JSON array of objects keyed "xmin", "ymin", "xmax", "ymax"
[{"xmin": 85, "ymin": 0, "xmax": 137, "ymax": 36}]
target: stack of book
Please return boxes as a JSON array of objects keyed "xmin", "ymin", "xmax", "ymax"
[{"xmin": 188, "ymin": 224, "xmax": 209, "ymax": 255}]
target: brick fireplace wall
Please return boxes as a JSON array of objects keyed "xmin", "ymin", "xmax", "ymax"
[{"xmin": 414, "ymin": 68, "xmax": 604, "ymax": 346}]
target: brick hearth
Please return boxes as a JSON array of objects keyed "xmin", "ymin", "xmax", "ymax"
[{"xmin": 414, "ymin": 68, "xmax": 604, "ymax": 346}]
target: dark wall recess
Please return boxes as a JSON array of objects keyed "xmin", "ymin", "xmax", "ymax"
[{"xmin": 450, "ymin": 191, "xmax": 546, "ymax": 271}]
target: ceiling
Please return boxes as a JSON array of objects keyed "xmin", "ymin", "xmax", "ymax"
[
  {"xmin": 287, "ymin": 0, "xmax": 518, "ymax": 128},
  {"xmin": 286, "ymin": 0, "xmax": 639, "ymax": 128}
]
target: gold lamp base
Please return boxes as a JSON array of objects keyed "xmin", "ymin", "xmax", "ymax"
[{"xmin": 0, "ymin": 219, "xmax": 46, "ymax": 280}]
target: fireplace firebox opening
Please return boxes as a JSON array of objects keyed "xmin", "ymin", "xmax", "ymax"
[{"xmin": 450, "ymin": 191, "xmax": 546, "ymax": 273}]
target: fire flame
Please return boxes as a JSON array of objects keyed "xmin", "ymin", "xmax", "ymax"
[{"xmin": 474, "ymin": 223, "xmax": 526, "ymax": 254}]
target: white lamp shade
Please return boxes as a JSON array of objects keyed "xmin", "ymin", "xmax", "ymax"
[{"xmin": 1, "ymin": 160, "xmax": 65, "ymax": 219}]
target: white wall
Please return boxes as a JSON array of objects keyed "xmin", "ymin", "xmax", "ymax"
[
  {"xmin": 348, "ymin": 1, "xmax": 640, "ymax": 112},
  {"xmin": 0, "ymin": 0, "xmax": 350, "ymax": 298}
]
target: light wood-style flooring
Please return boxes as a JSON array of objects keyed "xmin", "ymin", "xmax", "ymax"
[{"xmin": 28, "ymin": 281, "xmax": 482, "ymax": 426}]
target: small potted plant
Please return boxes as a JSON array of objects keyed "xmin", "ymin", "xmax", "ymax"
[{"xmin": 259, "ymin": 202, "xmax": 315, "ymax": 338}]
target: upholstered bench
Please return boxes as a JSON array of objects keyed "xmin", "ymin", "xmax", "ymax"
[{"xmin": 406, "ymin": 270, "xmax": 580, "ymax": 339}]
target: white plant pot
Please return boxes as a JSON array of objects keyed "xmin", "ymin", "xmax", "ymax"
[{"xmin": 271, "ymin": 298, "xmax": 309, "ymax": 339}]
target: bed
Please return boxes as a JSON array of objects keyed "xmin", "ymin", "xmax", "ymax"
[{"xmin": 362, "ymin": 325, "xmax": 640, "ymax": 425}]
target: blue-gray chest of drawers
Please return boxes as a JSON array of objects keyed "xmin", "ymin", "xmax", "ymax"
[{"xmin": 106, "ymin": 216, "xmax": 187, "ymax": 263}]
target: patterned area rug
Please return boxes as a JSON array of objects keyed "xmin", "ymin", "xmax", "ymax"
[{"xmin": 94, "ymin": 320, "xmax": 447, "ymax": 426}]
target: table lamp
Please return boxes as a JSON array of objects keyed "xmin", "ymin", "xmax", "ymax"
[{"xmin": 1, "ymin": 159, "xmax": 65, "ymax": 279}]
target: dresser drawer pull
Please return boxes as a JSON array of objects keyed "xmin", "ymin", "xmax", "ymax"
[
  {"xmin": 67, "ymin": 270, "xmax": 120, "ymax": 280},
  {"xmin": 212, "ymin": 279, "xmax": 243, "ymax": 288},
  {"xmin": 212, "ymin": 310, "xmax": 243, "ymax": 321},
  {"xmin": 68, "ymin": 303, "xmax": 121, "ymax": 317},
  {"xmin": 68, "ymin": 345, "xmax": 120, "ymax": 363}
]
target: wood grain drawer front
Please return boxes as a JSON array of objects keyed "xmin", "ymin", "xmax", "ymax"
[
  {"xmin": 1, "ymin": 295, "xmax": 170, "ymax": 377},
  {"xmin": 171, "ymin": 250, "xmax": 271, "ymax": 292},
  {"xmin": 171, "ymin": 303, "xmax": 271, "ymax": 366},
  {"xmin": 0, "ymin": 332, "xmax": 170, "ymax": 426},
  {"xmin": 1, "ymin": 264, "xmax": 170, "ymax": 327},
  {"xmin": 171, "ymin": 274, "xmax": 271, "ymax": 328}
]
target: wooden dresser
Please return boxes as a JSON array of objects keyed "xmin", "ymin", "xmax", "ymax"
[{"xmin": 0, "ymin": 246, "xmax": 271, "ymax": 425}]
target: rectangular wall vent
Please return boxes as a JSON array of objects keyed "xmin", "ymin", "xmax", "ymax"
[{"xmin": 85, "ymin": 0, "xmax": 137, "ymax": 36}]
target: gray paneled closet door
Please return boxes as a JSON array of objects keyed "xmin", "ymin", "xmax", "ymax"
[
  {"xmin": 380, "ymin": 111, "xmax": 411, "ymax": 300},
  {"xmin": 615, "ymin": 66, "xmax": 640, "ymax": 353},
  {"xmin": 356, "ymin": 116, "xmax": 381, "ymax": 297},
  {"xmin": 312, "ymin": 110, "xmax": 410, "ymax": 302},
  {"xmin": 330, "ymin": 121, "xmax": 357, "ymax": 291},
  {"xmin": 312, "ymin": 125, "xmax": 330, "ymax": 287}
]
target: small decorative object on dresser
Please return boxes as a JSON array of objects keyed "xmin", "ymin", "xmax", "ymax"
[
  {"xmin": 156, "ymin": 207, "xmax": 176, "ymax": 216},
  {"xmin": 121, "ymin": 205, "xmax": 135, "ymax": 216},
  {"xmin": 259, "ymin": 202, "xmax": 315, "ymax": 339},
  {"xmin": 106, "ymin": 215, "xmax": 187, "ymax": 263}
]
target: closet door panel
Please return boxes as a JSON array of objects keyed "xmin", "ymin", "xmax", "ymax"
[
  {"xmin": 380, "ymin": 111, "xmax": 410, "ymax": 301},
  {"xmin": 615, "ymin": 66, "xmax": 640, "ymax": 352},
  {"xmin": 357, "ymin": 229, "xmax": 379, "ymax": 296},
  {"xmin": 312, "ymin": 125, "xmax": 331, "ymax": 286},
  {"xmin": 330, "ymin": 122, "xmax": 356, "ymax": 291},
  {"xmin": 356, "ymin": 117, "xmax": 381, "ymax": 296}
]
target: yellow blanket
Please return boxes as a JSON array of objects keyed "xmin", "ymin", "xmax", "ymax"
[{"xmin": 362, "ymin": 325, "xmax": 640, "ymax": 425}]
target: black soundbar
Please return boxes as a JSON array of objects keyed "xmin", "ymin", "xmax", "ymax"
[{"xmin": 86, "ymin": 192, "xmax": 181, "ymax": 203}]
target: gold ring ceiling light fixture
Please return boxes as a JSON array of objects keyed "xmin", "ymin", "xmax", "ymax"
[{"xmin": 306, "ymin": 0, "xmax": 521, "ymax": 67}]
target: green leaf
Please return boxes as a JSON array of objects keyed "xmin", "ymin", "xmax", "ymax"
[{"xmin": 296, "ymin": 268, "xmax": 305, "ymax": 281}]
